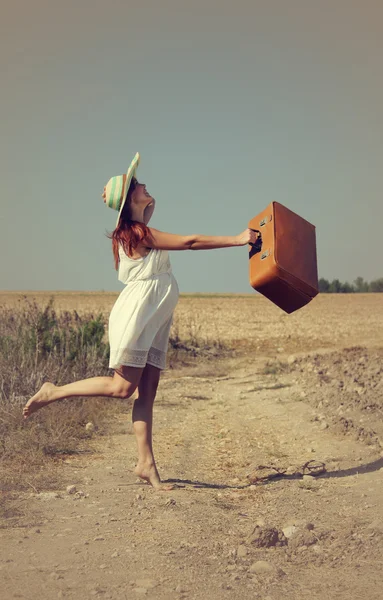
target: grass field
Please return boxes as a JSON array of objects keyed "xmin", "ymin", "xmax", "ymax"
[{"xmin": 1, "ymin": 291, "xmax": 382, "ymax": 352}]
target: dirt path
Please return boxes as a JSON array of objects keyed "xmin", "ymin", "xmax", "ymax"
[{"xmin": 2, "ymin": 351, "xmax": 383, "ymax": 600}]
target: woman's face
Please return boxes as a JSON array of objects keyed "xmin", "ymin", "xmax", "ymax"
[{"xmin": 130, "ymin": 177, "xmax": 154, "ymax": 207}]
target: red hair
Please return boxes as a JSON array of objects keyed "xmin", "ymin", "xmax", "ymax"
[{"xmin": 106, "ymin": 181, "xmax": 153, "ymax": 270}]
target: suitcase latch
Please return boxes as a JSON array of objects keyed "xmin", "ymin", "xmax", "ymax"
[
  {"xmin": 260, "ymin": 215, "xmax": 272, "ymax": 227},
  {"xmin": 261, "ymin": 249, "xmax": 270, "ymax": 260}
]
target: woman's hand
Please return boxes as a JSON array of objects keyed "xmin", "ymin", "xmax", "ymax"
[{"xmin": 236, "ymin": 228, "xmax": 260, "ymax": 246}]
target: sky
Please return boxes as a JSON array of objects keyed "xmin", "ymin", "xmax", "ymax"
[{"xmin": 1, "ymin": 0, "xmax": 382, "ymax": 293}]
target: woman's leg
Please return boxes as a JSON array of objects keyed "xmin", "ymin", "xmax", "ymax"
[
  {"xmin": 23, "ymin": 366, "xmax": 144, "ymax": 419},
  {"xmin": 132, "ymin": 363, "xmax": 175, "ymax": 491}
]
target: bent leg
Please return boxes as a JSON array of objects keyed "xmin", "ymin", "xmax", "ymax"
[
  {"xmin": 132, "ymin": 363, "xmax": 175, "ymax": 491},
  {"xmin": 23, "ymin": 366, "xmax": 143, "ymax": 419}
]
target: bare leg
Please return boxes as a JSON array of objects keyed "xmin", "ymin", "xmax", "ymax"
[
  {"xmin": 23, "ymin": 366, "xmax": 144, "ymax": 419},
  {"xmin": 132, "ymin": 364, "xmax": 176, "ymax": 491}
]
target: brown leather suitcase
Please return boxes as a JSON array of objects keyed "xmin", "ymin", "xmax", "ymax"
[{"xmin": 248, "ymin": 202, "xmax": 319, "ymax": 313}]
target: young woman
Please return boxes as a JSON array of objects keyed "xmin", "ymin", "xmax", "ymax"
[{"xmin": 23, "ymin": 153, "xmax": 258, "ymax": 491}]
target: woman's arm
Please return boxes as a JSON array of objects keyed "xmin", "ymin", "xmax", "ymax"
[{"xmin": 145, "ymin": 228, "xmax": 257, "ymax": 251}]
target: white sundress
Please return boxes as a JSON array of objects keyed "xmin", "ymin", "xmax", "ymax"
[{"xmin": 108, "ymin": 246, "xmax": 179, "ymax": 371}]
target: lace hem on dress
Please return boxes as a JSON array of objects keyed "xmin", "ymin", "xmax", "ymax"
[
  {"xmin": 109, "ymin": 346, "xmax": 167, "ymax": 370},
  {"xmin": 147, "ymin": 346, "xmax": 166, "ymax": 370},
  {"xmin": 109, "ymin": 348, "xmax": 148, "ymax": 369}
]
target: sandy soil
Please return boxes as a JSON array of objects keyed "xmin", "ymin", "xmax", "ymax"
[{"xmin": 1, "ymin": 294, "xmax": 383, "ymax": 599}]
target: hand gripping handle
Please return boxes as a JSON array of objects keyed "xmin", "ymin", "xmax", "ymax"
[{"xmin": 249, "ymin": 229, "xmax": 262, "ymax": 259}]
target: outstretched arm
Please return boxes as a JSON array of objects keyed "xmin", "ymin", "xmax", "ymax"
[{"xmin": 145, "ymin": 228, "xmax": 258, "ymax": 251}]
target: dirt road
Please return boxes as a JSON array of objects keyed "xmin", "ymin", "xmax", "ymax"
[{"xmin": 2, "ymin": 346, "xmax": 383, "ymax": 600}]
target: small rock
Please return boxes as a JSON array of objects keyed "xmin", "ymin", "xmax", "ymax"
[
  {"xmin": 285, "ymin": 466, "xmax": 297, "ymax": 475},
  {"xmin": 132, "ymin": 588, "xmax": 148, "ymax": 595},
  {"xmin": 237, "ymin": 545, "xmax": 248, "ymax": 558},
  {"xmin": 282, "ymin": 525, "xmax": 297, "ymax": 539},
  {"xmin": 175, "ymin": 584, "xmax": 187, "ymax": 593},
  {"xmin": 319, "ymin": 421, "xmax": 329, "ymax": 431},
  {"xmin": 249, "ymin": 561, "xmax": 275, "ymax": 575},
  {"xmin": 93, "ymin": 536, "xmax": 105, "ymax": 541},
  {"xmin": 74, "ymin": 491, "xmax": 85, "ymax": 499},
  {"xmin": 85, "ymin": 422, "xmax": 95, "ymax": 432},
  {"xmin": 111, "ymin": 552, "xmax": 119, "ymax": 558},
  {"xmin": 66, "ymin": 485, "xmax": 77, "ymax": 495},
  {"xmin": 99, "ymin": 564, "xmax": 107, "ymax": 569}
]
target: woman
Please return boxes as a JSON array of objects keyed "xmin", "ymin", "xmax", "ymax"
[{"xmin": 23, "ymin": 153, "xmax": 257, "ymax": 491}]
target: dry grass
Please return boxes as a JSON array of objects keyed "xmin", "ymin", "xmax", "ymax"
[
  {"xmin": 0, "ymin": 299, "xmax": 121, "ymax": 494},
  {"xmin": 0, "ymin": 296, "xmax": 230, "ymax": 498},
  {"xmin": 1, "ymin": 291, "xmax": 382, "ymax": 352}
]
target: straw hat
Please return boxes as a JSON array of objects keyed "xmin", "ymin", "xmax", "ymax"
[{"xmin": 104, "ymin": 152, "xmax": 140, "ymax": 226}]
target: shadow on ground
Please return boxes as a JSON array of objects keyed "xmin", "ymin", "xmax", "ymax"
[{"xmin": 164, "ymin": 456, "xmax": 383, "ymax": 489}]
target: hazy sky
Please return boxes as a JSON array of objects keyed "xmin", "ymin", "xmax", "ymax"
[{"xmin": 1, "ymin": 0, "xmax": 382, "ymax": 293}]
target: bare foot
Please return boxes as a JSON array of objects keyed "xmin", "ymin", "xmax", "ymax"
[
  {"xmin": 134, "ymin": 462, "xmax": 177, "ymax": 491},
  {"xmin": 23, "ymin": 382, "xmax": 57, "ymax": 419}
]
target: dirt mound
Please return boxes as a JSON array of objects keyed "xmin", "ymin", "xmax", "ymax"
[
  {"xmin": 247, "ymin": 525, "xmax": 287, "ymax": 548},
  {"xmin": 290, "ymin": 346, "xmax": 383, "ymax": 447}
]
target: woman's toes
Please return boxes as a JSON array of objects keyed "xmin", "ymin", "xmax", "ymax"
[{"xmin": 22, "ymin": 383, "xmax": 56, "ymax": 419}]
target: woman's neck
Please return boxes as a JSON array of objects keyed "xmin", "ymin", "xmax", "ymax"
[{"xmin": 130, "ymin": 201, "xmax": 155, "ymax": 225}]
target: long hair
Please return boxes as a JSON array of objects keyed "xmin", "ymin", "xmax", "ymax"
[{"xmin": 106, "ymin": 180, "xmax": 153, "ymax": 270}]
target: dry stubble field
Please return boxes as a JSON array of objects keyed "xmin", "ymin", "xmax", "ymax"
[
  {"xmin": 1, "ymin": 291, "xmax": 383, "ymax": 600},
  {"xmin": 1, "ymin": 291, "xmax": 382, "ymax": 352}
]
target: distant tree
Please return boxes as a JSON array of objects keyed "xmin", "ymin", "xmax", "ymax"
[
  {"xmin": 340, "ymin": 281, "xmax": 355, "ymax": 293},
  {"xmin": 328, "ymin": 279, "xmax": 342, "ymax": 293},
  {"xmin": 318, "ymin": 278, "xmax": 330, "ymax": 293},
  {"xmin": 369, "ymin": 278, "xmax": 383, "ymax": 292},
  {"xmin": 318, "ymin": 276, "xmax": 383, "ymax": 293},
  {"xmin": 354, "ymin": 276, "xmax": 369, "ymax": 293}
]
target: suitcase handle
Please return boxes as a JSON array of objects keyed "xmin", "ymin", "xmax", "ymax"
[{"xmin": 249, "ymin": 229, "xmax": 262, "ymax": 259}]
